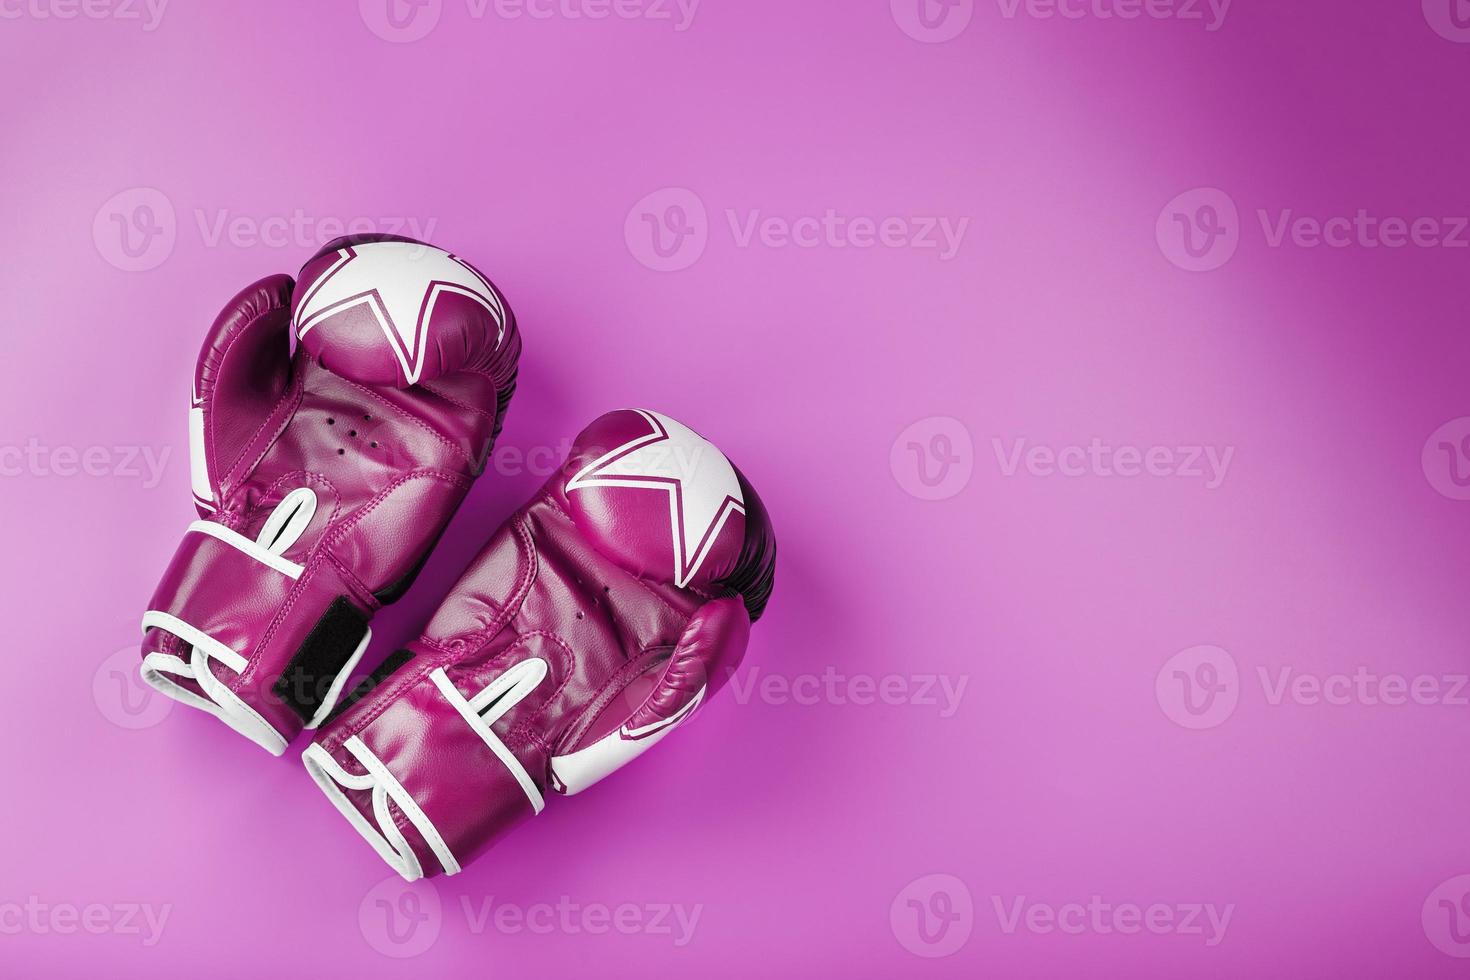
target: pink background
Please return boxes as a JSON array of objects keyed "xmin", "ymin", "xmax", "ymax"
[{"xmin": 5, "ymin": 0, "xmax": 1470, "ymax": 975}]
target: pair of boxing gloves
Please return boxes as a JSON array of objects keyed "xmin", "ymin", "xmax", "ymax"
[{"xmin": 138, "ymin": 234, "xmax": 776, "ymax": 882}]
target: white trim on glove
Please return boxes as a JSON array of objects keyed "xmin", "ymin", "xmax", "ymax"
[{"xmin": 140, "ymin": 646, "xmax": 289, "ymax": 756}]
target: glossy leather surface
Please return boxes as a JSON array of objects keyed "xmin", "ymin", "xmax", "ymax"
[
  {"xmin": 139, "ymin": 235, "xmax": 520, "ymax": 751},
  {"xmin": 305, "ymin": 409, "xmax": 776, "ymax": 879}
]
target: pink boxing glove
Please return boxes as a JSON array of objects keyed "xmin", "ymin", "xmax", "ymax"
[
  {"xmin": 139, "ymin": 234, "xmax": 520, "ymax": 755},
  {"xmin": 303, "ymin": 409, "xmax": 776, "ymax": 880}
]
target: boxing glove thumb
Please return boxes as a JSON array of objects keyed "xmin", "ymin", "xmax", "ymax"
[
  {"xmin": 548, "ymin": 596, "xmax": 751, "ymax": 796},
  {"xmin": 189, "ymin": 274, "xmax": 295, "ymax": 516}
]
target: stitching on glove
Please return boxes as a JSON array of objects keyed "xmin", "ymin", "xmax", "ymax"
[
  {"xmin": 536, "ymin": 492, "xmax": 696, "ymax": 617},
  {"xmin": 244, "ymin": 471, "xmax": 466, "ymax": 683},
  {"xmin": 554, "ymin": 645, "xmax": 672, "ymax": 756},
  {"xmin": 508, "ymin": 722, "xmax": 551, "ymax": 757},
  {"xmin": 325, "ymin": 552, "xmax": 378, "ymax": 611},
  {"xmin": 459, "ymin": 520, "xmax": 538, "ymax": 647},
  {"xmin": 420, "ymin": 517, "xmax": 538, "ymax": 657},
  {"xmin": 219, "ymin": 372, "xmax": 305, "ymax": 497},
  {"xmin": 331, "ymin": 374, "xmax": 481, "ymax": 469},
  {"xmin": 509, "ymin": 630, "xmax": 575, "ymax": 719},
  {"xmin": 418, "ymin": 380, "xmax": 496, "ymax": 420},
  {"xmin": 206, "ymin": 295, "xmax": 293, "ymax": 484},
  {"xmin": 446, "ymin": 630, "xmax": 574, "ymax": 750},
  {"xmin": 318, "ymin": 653, "xmax": 447, "ymax": 750},
  {"xmin": 259, "ymin": 471, "xmax": 342, "ymax": 523},
  {"xmin": 384, "ymin": 793, "xmax": 417, "ymax": 857},
  {"xmin": 321, "ymin": 469, "xmax": 471, "ymax": 550},
  {"xmin": 324, "ymin": 534, "xmax": 545, "ymax": 748}
]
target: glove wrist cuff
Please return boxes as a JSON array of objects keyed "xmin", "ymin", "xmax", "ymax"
[
  {"xmin": 305, "ymin": 660, "xmax": 549, "ymax": 881},
  {"xmin": 140, "ymin": 514, "xmax": 373, "ymax": 754}
]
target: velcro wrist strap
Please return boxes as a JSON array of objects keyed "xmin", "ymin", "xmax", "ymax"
[
  {"xmin": 144, "ymin": 522, "xmax": 302, "ymax": 669},
  {"xmin": 305, "ymin": 661, "xmax": 547, "ymax": 880},
  {"xmin": 275, "ymin": 596, "xmax": 372, "ymax": 727},
  {"xmin": 382, "ymin": 666, "xmax": 544, "ymax": 864}
]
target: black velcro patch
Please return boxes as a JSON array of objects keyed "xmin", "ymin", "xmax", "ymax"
[
  {"xmin": 273, "ymin": 597, "xmax": 370, "ymax": 723},
  {"xmin": 320, "ymin": 648, "xmax": 416, "ymax": 727}
]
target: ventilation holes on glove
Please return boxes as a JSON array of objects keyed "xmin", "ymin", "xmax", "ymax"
[{"xmin": 326, "ymin": 411, "xmax": 388, "ymax": 459}]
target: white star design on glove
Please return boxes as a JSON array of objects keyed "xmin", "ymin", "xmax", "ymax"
[
  {"xmin": 292, "ymin": 240, "xmax": 504, "ymax": 385},
  {"xmin": 567, "ymin": 410, "xmax": 745, "ymax": 589}
]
